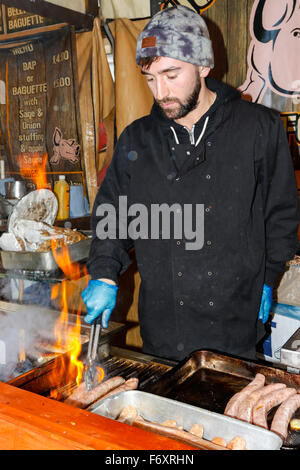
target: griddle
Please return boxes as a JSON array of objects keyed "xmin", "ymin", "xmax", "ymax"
[{"xmin": 144, "ymin": 349, "xmax": 300, "ymax": 450}]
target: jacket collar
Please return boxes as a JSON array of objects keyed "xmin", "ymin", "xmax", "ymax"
[{"xmin": 150, "ymin": 78, "xmax": 241, "ymax": 144}]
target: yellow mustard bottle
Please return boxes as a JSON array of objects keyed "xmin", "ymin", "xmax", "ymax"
[{"xmin": 54, "ymin": 175, "xmax": 70, "ymax": 220}]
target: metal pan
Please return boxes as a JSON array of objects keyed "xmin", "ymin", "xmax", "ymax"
[
  {"xmin": 0, "ymin": 237, "xmax": 91, "ymax": 271},
  {"xmin": 88, "ymin": 390, "xmax": 283, "ymax": 450},
  {"xmin": 143, "ymin": 350, "xmax": 300, "ymax": 449}
]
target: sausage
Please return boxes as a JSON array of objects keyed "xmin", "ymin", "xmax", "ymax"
[
  {"xmin": 252, "ymin": 387, "xmax": 297, "ymax": 429},
  {"xmin": 270, "ymin": 393, "xmax": 300, "ymax": 441},
  {"xmin": 118, "ymin": 405, "xmax": 138, "ymax": 422},
  {"xmin": 131, "ymin": 416, "xmax": 227, "ymax": 450},
  {"xmin": 161, "ymin": 419, "xmax": 183, "ymax": 430},
  {"xmin": 224, "ymin": 373, "xmax": 265, "ymax": 418},
  {"xmin": 211, "ymin": 437, "xmax": 227, "ymax": 447},
  {"xmin": 227, "ymin": 436, "xmax": 247, "ymax": 450},
  {"xmin": 98, "ymin": 377, "xmax": 139, "ymax": 400},
  {"xmin": 189, "ymin": 424, "xmax": 204, "ymax": 438},
  {"xmin": 64, "ymin": 375, "xmax": 125, "ymax": 408},
  {"xmin": 236, "ymin": 383, "xmax": 287, "ymax": 423},
  {"xmin": 161, "ymin": 419, "xmax": 177, "ymax": 427}
]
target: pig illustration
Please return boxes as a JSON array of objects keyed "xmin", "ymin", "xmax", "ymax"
[
  {"xmin": 240, "ymin": 0, "xmax": 300, "ymax": 104},
  {"xmin": 50, "ymin": 127, "xmax": 80, "ymax": 164}
]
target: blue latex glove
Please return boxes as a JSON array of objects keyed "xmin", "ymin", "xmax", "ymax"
[
  {"xmin": 258, "ymin": 284, "xmax": 273, "ymax": 324},
  {"xmin": 81, "ymin": 279, "xmax": 118, "ymax": 328}
]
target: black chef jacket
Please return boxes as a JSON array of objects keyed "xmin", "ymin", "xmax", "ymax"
[{"xmin": 87, "ymin": 78, "xmax": 300, "ymax": 361}]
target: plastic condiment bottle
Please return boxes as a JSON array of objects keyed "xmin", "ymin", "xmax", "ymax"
[{"xmin": 54, "ymin": 175, "xmax": 70, "ymax": 220}]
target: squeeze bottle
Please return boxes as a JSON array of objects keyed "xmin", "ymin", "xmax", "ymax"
[{"xmin": 54, "ymin": 175, "xmax": 70, "ymax": 220}]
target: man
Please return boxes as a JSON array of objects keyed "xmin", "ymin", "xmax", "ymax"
[{"xmin": 82, "ymin": 6, "xmax": 299, "ymax": 361}]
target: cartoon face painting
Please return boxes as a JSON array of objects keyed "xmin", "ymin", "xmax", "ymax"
[
  {"xmin": 240, "ymin": 0, "xmax": 300, "ymax": 104},
  {"xmin": 50, "ymin": 127, "xmax": 80, "ymax": 165}
]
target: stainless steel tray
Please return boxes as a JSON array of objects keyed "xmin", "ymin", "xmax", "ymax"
[
  {"xmin": 145, "ymin": 349, "xmax": 300, "ymax": 449},
  {"xmin": 88, "ymin": 390, "xmax": 283, "ymax": 450},
  {"xmin": 0, "ymin": 237, "xmax": 91, "ymax": 271}
]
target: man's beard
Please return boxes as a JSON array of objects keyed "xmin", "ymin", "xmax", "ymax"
[{"xmin": 156, "ymin": 72, "xmax": 201, "ymax": 120}]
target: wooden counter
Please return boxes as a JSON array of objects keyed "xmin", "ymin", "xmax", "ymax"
[{"xmin": 0, "ymin": 382, "xmax": 196, "ymax": 450}]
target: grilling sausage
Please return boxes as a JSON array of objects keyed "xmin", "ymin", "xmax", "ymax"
[
  {"xmin": 64, "ymin": 375, "xmax": 125, "ymax": 408},
  {"xmin": 270, "ymin": 393, "xmax": 300, "ymax": 441},
  {"xmin": 252, "ymin": 387, "xmax": 297, "ymax": 429},
  {"xmin": 236, "ymin": 383, "xmax": 287, "ymax": 423},
  {"xmin": 98, "ymin": 377, "xmax": 139, "ymax": 400},
  {"xmin": 224, "ymin": 373, "xmax": 265, "ymax": 418}
]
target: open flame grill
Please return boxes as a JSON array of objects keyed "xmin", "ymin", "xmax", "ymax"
[
  {"xmin": 6, "ymin": 346, "xmax": 173, "ymax": 407},
  {"xmin": 91, "ymin": 352, "xmax": 173, "ymax": 390},
  {"xmin": 0, "ymin": 302, "xmax": 173, "ymax": 407}
]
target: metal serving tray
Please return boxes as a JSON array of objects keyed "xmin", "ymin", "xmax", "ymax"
[
  {"xmin": 88, "ymin": 390, "xmax": 282, "ymax": 450},
  {"xmin": 0, "ymin": 237, "xmax": 91, "ymax": 271},
  {"xmin": 144, "ymin": 350, "xmax": 300, "ymax": 449}
]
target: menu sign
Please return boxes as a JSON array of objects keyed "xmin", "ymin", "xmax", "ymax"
[
  {"xmin": 5, "ymin": 6, "xmax": 56, "ymax": 33},
  {"xmin": 0, "ymin": 28, "xmax": 84, "ymax": 186}
]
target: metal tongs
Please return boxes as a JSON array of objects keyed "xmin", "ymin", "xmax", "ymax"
[{"xmin": 84, "ymin": 317, "xmax": 102, "ymax": 391}]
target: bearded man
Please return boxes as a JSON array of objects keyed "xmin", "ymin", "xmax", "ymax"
[{"xmin": 82, "ymin": 6, "xmax": 299, "ymax": 362}]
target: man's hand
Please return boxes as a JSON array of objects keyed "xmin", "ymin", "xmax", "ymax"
[
  {"xmin": 258, "ymin": 284, "xmax": 273, "ymax": 324},
  {"xmin": 81, "ymin": 279, "xmax": 118, "ymax": 328}
]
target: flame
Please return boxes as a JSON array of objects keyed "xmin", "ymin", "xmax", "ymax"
[
  {"xmin": 51, "ymin": 239, "xmax": 85, "ymax": 281},
  {"xmin": 96, "ymin": 366, "xmax": 105, "ymax": 384},
  {"xmin": 18, "ymin": 328, "xmax": 26, "ymax": 363},
  {"xmin": 17, "ymin": 153, "xmax": 48, "ymax": 189},
  {"xmin": 49, "ymin": 240, "xmax": 92, "ymax": 396}
]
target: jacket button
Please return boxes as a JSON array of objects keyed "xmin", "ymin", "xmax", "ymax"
[
  {"xmin": 176, "ymin": 240, "xmax": 181, "ymax": 245},
  {"xmin": 205, "ymin": 207, "xmax": 210, "ymax": 212},
  {"xmin": 206, "ymin": 174, "xmax": 211, "ymax": 180},
  {"xmin": 178, "ymin": 271, "xmax": 182, "ymax": 277},
  {"xmin": 179, "ymin": 300, "xmax": 184, "ymax": 306},
  {"xmin": 207, "ymin": 141, "xmax": 212, "ymax": 147},
  {"xmin": 207, "ymin": 240, "xmax": 212, "ymax": 245},
  {"xmin": 208, "ymin": 271, "xmax": 212, "ymax": 276},
  {"xmin": 209, "ymin": 301, "xmax": 214, "ymax": 306}
]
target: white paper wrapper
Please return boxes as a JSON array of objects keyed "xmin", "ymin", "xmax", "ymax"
[
  {"xmin": 9, "ymin": 219, "xmax": 64, "ymax": 252},
  {"xmin": 8, "ymin": 189, "xmax": 58, "ymax": 233},
  {"xmin": 0, "ymin": 233, "xmax": 22, "ymax": 252},
  {"xmin": 0, "ymin": 188, "xmax": 85, "ymax": 253}
]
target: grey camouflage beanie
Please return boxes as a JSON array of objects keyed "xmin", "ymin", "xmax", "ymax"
[{"xmin": 136, "ymin": 6, "xmax": 214, "ymax": 68}]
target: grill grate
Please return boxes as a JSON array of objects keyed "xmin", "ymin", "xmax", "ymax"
[{"xmin": 99, "ymin": 355, "xmax": 171, "ymax": 389}]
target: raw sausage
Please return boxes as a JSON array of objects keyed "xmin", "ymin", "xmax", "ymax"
[
  {"xmin": 270, "ymin": 393, "xmax": 300, "ymax": 441},
  {"xmin": 161, "ymin": 419, "xmax": 183, "ymax": 430},
  {"xmin": 224, "ymin": 373, "xmax": 265, "ymax": 418},
  {"xmin": 211, "ymin": 437, "xmax": 227, "ymax": 447},
  {"xmin": 189, "ymin": 424, "xmax": 204, "ymax": 438},
  {"xmin": 64, "ymin": 375, "xmax": 125, "ymax": 408},
  {"xmin": 118, "ymin": 405, "xmax": 138, "ymax": 422},
  {"xmin": 252, "ymin": 387, "xmax": 297, "ymax": 429},
  {"xmin": 131, "ymin": 416, "xmax": 227, "ymax": 450},
  {"xmin": 227, "ymin": 436, "xmax": 247, "ymax": 450},
  {"xmin": 236, "ymin": 383, "xmax": 286, "ymax": 423}
]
